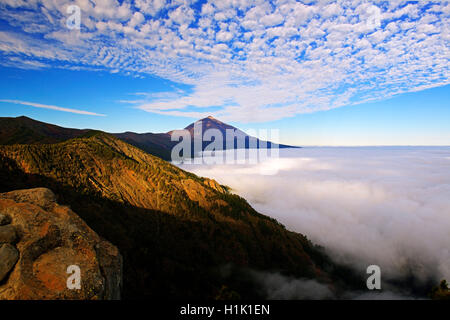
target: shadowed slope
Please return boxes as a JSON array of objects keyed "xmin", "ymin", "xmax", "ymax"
[
  {"xmin": 0, "ymin": 116, "xmax": 89, "ymax": 145},
  {"xmin": 112, "ymin": 132, "xmax": 175, "ymax": 161}
]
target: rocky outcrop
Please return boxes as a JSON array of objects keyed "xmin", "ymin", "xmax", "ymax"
[
  {"xmin": 0, "ymin": 188, "xmax": 122, "ymax": 300},
  {"xmin": 0, "ymin": 211, "xmax": 19, "ymax": 282},
  {"xmin": 0, "ymin": 244, "xmax": 19, "ymax": 282},
  {"xmin": 0, "ymin": 224, "xmax": 17, "ymax": 243},
  {"xmin": 203, "ymin": 178, "xmax": 227, "ymax": 193}
]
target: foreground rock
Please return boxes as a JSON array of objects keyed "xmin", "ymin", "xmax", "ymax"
[
  {"xmin": 0, "ymin": 214, "xmax": 11, "ymax": 225},
  {"xmin": 0, "ymin": 244, "xmax": 19, "ymax": 281},
  {"xmin": 0, "ymin": 225, "xmax": 17, "ymax": 244},
  {"xmin": 0, "ymin": 188, "xmax": 122, "ymax": 300}
]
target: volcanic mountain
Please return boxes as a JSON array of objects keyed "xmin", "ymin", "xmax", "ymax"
[
  {"xmin": 182, "ymin": 116, "xmax": 246, "ymax": 137},
  {"xmin": 167, "ymin": 116, "xmax": 298, "ymax": 154},
  {"xmin": 0, "ymin": 130, "xmax": 357, "ymax": 299},
  {"xmin": 116, "ymin": 116, "xmax": 299, "ymax": 159}
]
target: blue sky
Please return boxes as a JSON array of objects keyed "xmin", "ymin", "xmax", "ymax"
[{"xmin": 0, "ymin": 1, "xmax": 449, "ymax": 145}]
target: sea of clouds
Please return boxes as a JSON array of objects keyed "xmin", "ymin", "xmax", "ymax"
[{"xmin": 179, "ymin": 147, "xmax": 450, "ymax": 297}]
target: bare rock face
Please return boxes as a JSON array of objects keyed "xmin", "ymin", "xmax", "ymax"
[
  {"xmin": 0, "ymin": 244, "xmax": 19, "ymax": 282},
  {"xmin": 0, "ymin": 225, "xmax": 17, "ymax": 244},
  {"xmin": 0, "ymin": 188, "xmax": 122, "ymax": 300},
  {"xmin": 203, "ymin": 178, "xmax": 227, "ymax": 193}
]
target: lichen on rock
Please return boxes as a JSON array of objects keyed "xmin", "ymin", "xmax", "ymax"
[{"xmin": 0, "ymin": 188, "xmax": 122, "ymax": 300}]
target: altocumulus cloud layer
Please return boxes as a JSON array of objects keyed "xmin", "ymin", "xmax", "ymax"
[
  {"xmin": 180, "ymin": 147, "xmax": 450, "ymax": 288},
  {"xmin": 0, "ymin": 1, "xmax": 449, "ymax": 122}
]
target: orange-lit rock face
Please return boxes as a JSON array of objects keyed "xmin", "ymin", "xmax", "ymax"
[{"xmin": 0, "ymin": 188, "xmax": 122, "ymax": 300}]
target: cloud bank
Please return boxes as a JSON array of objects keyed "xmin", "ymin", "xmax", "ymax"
[
  {"xmin": 251, "ymin": 270, "xmax": 335, "ymax": 299},
  {"xmin": 180, "ymin": 147, "xmax": 450, "ymax": 292},
  {"xmin": 0, "ymin": 1, "xmax": 449, "ymax": 122}
]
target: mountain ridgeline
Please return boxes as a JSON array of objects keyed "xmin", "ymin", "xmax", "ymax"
[
  {"xmin": 168, "ymin": 116, "xmax": 298, "ymax": 158},
  {"xmin": 0, "ymin": 116, "xmax": 298, "ymax": 161},
  {"xmin": 0, "ymin": 116, "xmax": 357, "ymax": 299},
  {"xmin": 0, "ymin": 116, "xmax": 89, "ymax": 145}
]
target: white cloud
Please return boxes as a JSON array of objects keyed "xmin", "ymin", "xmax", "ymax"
[
  {"xmin": 168, "ymin": 4, "xmax": 195, "ymax": 25},
  {"xmin": 0, "ymin": 99, "xmax": 106, "ymax": 116},
  {"xmin": 216, "ymin": 30, "xmax": 234, "ymax": 42},
  {"xmin": 135, "ymin": 0, "xmax": 166, "ymax": 16},
  {"xmin": 0, "ymin": 1, "xmax": 449, "ymax": 122},
  {"xmin": 260, "ymin": 13, "xmax": 284, "ymax": 27},
  {"xmin": 1, "ymin": 56, "xmax": 49, "ymax": 69},
  {"xmin": 322, "ymin": 3, "xmax": 343, "ymax": 18},
  {"xmin": 180, "ymin": 147, "xmax": 450, "ymax": 290},
  {"xmin": 128, "ymin": 12, "xmax": 145, "ymax": 28},
  {"xmin": 201, "ymin": 3, "xmax": 215, "ymax": 15},
  {"xmin": 251, "ymin": 270, "xmax": 334, "ymax": 299}
]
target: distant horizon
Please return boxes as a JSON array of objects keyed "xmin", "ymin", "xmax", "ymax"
[
  {"xmin": 1, "ymin": 80, "xmax": 449, "ymax": 146},
  {"xmin": 2, "ymin": 113, "xmax": 450, "ymax": 148}
]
